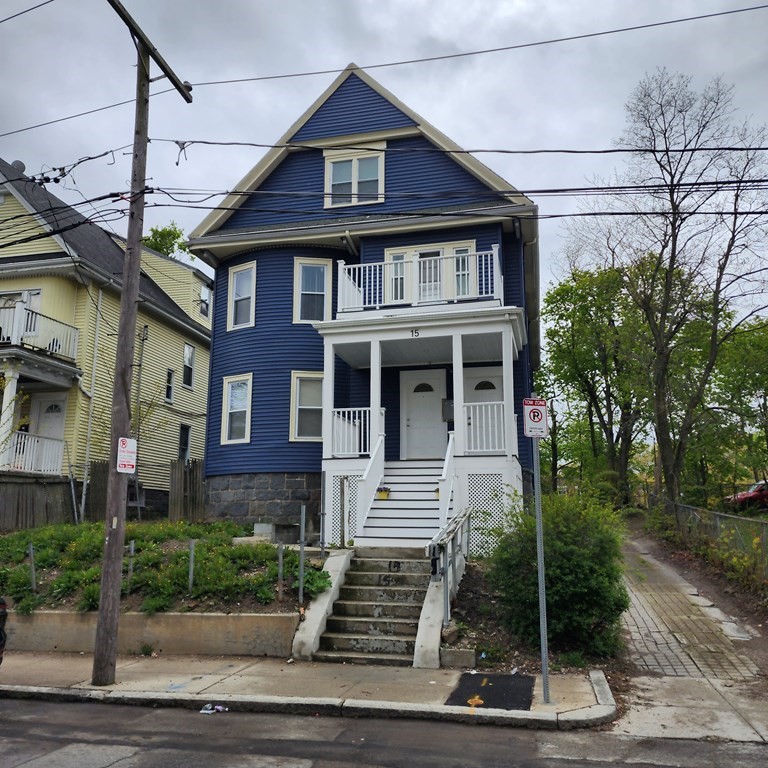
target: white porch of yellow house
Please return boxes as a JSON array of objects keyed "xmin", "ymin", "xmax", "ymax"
[
  {"xmin": 0, "ymin": 302, "xmax": 80, "ymax": 476},
  {"xmin": 316, "ymin": 305, "xmax": 527, "ymax": 548}
]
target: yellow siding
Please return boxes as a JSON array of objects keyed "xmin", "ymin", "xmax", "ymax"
[
  {"xmin": 140, "ymin": 250, "xmax": 212, "ymax": 330},
  {"xmin": 0, "ymin": 195, "xmax": 60, "ymax": 257},
  {"xmin": 70, "ymin": 287, "xmax": 209, "ymax": 492},
  {"xmin": 0, "ymin": 275, "xmax": 79, "ymax": 326}
]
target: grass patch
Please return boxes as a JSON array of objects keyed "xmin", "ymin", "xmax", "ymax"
[{"xmin": 0, "ymin": 521, "xmax": 330, "ymax": 615}]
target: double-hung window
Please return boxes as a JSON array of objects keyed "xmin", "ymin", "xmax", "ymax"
[
  {"xmin": 227, "ymin": 262, "xmax": 256, "ymax": 330},
  {"xmin": 324, "ymin": 144, "xmax": 384, "ymax": 207},
  {"xmin": 165, "ymin": 369, "xmax": 174, "ymax": 402},
  {"xmin": 290, "ymin": 371, "xmax": 323, "ymax": 441},
  {"xmin": 199, "ymin": 284, "xmax": 211, "ymax": 318},
  {"xmin": 183, "ymin": 344, "xmax": 195, "ymax": 388},
  {"xmin": 293, "ymin": 258, "xmax": 332, "ymax": 323},
  {"xmin": 221, "ymin": 374, "xmax": 252, "ymax": 444},
  {"xmin": 179, "ymin": 425, "xmax": 191, "ymax": 463}
]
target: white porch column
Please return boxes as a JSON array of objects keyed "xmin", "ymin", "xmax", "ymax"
[
  {"xmin": 502, "ymin": 323, "xmax": 516, "ymax": 458},
  {"xmin": 321, "ymin": 338, "xmax": 335, "ymax": 460},
  {"xmin": 370, "ymin": 339, "xmax": 382, "ymax": 444},
  {"xmin": 451, "ymin": 333, "xmax": 465, "ymax": 455},
  {"xmin": 0, "ymin": 367, "xmax": 20, "ymax": 469}
]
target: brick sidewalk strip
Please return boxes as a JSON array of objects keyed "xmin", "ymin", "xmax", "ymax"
[{"xmin": 622, "ymin": 544, "xmax": 759, "ymax": 681}]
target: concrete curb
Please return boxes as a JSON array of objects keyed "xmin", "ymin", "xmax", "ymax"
[{"xmin": 0, "ymin": 670, "xmax": 618, "ymax": 729}]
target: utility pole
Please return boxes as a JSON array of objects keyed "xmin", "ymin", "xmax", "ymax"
[{"xmin": 92, "ymin": 0, "xmax": 192, "ymax": 687}]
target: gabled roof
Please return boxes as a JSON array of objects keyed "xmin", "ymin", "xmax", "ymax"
[
  {"xmin": 0, "ymin": 156, "xmax": 209, "ymax": 341},
  {"xmin": 190, "ymin": 63, "xmax": 535, "ymax": 241}
]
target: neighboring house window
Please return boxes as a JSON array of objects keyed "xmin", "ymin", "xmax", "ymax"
[
  {"xmin": 384, "ymin": 240, "xmax": 476, "ymax": 304},
  {"xmin": 323, "ymin": 144, "xmax": 385, "ymax": 207},
  {"xmin": 221, "ymin": 373, "xmax": 252, "ymax": 444},
  {"xmin": 227, "ymin": 262, "xmax": 256, "ymax": 330},
  {"xmin": 293, "ymin": 258, "xmax": 332, "ymax": 323},
  {"xmin": 290, "ymin": 371, "xmax": 323, "ymax": 441},
  {"xmin": 199, "ymin": 284, "xmax": 211, "ymax": 318},
  {"xmin": 179, "ymin": 424, "xmax": 191, "ymax": 463},
  {"xmin": 165, "ymin": 369, "xmax": 174, "ymax": 402},
  {"xmin": 183, "ymin": 344, "xmax": 195, "ymax": 387}
]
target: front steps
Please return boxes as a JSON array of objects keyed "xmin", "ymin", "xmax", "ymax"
[
  {"xmin": 356, "ymin": 460, "xmax": 445, "ymax": 546},
  {"xmin": 314, "ymin": 547, "xmax": 431, "ymax": 666}
]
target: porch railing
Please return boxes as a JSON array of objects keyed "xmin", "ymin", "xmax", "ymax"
[
  {"xmin": 6, "ymin": 431, "xmax": 65, "ymax": 475},
  {"xmin": 465, "ymin": 401, "xmax": 505, "ymax": 453},
  {"xmin": 337, "ymin": 247, "xmax": 502, "ymax": 313},
  {"xmin": 332, "ymin": 408, "xmax": 372, "ymax": 456},
  {"xmin": 0, "ymin": 304, "xmax": 79, "ymax": 360}
]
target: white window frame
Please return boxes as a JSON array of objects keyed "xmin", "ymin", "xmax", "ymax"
[
  {"xmin": 179, "ymin": 424, "xmax": 191, "ymax": 463},
  {"xmin": 199, "ymin": 283, "xmax": 211, "ymax": 318},
  {"xmin": 165, "ymin": 369, "xmax": 174, "ymax": 403},
  {"xmin": 182, "ymin": 344, "xmax": 195, "ymax": 388},
  {"xmin": 383, "ymin": 240, "xmax": 476, "ymax": 304},
  {"xmin": 221, "ymin": 373, "xmax": 252, "ymax": 445},
  {"xmin": 227, "ymin": 262, "xmax": 256, "ymax": 331},
  {"xmin": 323, "ymin": 143, "xmax": 385, "ymax": 208},
  {"xmin": 293, "ymin": 257, "xmax": 333, "ymax": 324},
  {"xmin": 289, "ymin": 371, "xmax": 323, "ymax": 442}
]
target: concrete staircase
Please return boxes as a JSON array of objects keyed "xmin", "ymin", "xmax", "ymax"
[
  {"xmin": 314, "ymin": 547, "xmax": 431, "ymax": 666},
  {"xmin": 356, "ymin": 460, "xmax": 445, "ymax": 546}
]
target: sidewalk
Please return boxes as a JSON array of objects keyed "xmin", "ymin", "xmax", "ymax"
[
  {"xmin": 0, "ymin": 651, "xmax": 615, "ymax": 729},
  {"xmin": 0, "ymin": 535, "xmax": 765, "ymax": 739}
]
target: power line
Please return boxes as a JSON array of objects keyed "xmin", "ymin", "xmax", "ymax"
[
  {"xmin": 2, "ymin": 4, "xmax": 766, "ymax": 139},
  {"xmin": 0, "ymin": 0, "xmax": 55, "ymax": 25}
]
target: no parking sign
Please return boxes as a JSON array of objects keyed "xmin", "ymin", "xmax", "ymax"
[{"xmin": 523, "ymin": 398, "xmax": 549, "ymax": 438}]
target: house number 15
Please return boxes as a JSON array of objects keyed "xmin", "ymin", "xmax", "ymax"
[{"xmin": 411, "ymin": 329, "xmax": 420, "ymax": 337}]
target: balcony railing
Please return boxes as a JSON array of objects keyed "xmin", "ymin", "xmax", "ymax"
[
  {"xmin": 332, "ymin": 408, "xmax": 372, "ymax": 457},
  {"xmin": 6, "ymin": 431, "xmax": 65, "ymax": 475},
  {"xmin": 337, "ymin": 247, "xmax": 502, "ymax": 313},
  {"xmin": 0, "ymin": 304, "xmax": 79, "ymax": 360},
  {"xmin": 465, "ymin": 402, "xmax": 505, "ymax": 453}
]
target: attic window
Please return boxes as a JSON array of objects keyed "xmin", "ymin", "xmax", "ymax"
[{"xmin": 324, "ymin": 144, "xmax": 385, "ymax": 208}]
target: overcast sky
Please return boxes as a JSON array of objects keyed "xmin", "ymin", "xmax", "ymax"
[{"xmin": 1, "ymin": 0, "xmax": 766, "ymax": 286}]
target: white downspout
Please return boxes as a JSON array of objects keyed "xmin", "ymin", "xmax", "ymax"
[{"xmin": 79, "ymin": 287, "xmax": 103, "ymax": 521}]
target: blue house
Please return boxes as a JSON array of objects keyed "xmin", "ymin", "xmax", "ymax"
[{"xmin": 189, "ymin": 64, "xmax": 540, "ymax": 549}]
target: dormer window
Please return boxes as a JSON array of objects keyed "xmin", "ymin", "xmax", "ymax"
[{"xmin": 324, "ymin": 144, "xmax": 385, "ymax": 207}]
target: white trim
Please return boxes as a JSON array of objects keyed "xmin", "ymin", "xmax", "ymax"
[
  {"xmin": 292, "ymin": 257, "xmax": 333, "ymax": 324},
  {"xmin": 164, "ymin": 368, "xmax": 174, "ymax": 403},
  {"xmin": 227, "ymin": 262, "xmax": 256, "ymax": 331},
  {"xmin": 323, "ymin": 143, "xmax": 385, "ymax": 208},
  {"xmin": 182, "ymin": 343, "xmax": 195, "ymax": 389},
  {"xmin": 290, "ymin": 371, "xmax": 323, "ymax": 442},
  {"xmin": 221, "ymin": 373, "xmax": 252, "ymax": 445}
]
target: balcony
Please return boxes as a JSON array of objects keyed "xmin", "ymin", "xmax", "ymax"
[
  {"xmin": 337, "ymin": 247, "xmax": 502, "ymax": 314},
  {"xmin": 4, "ymin": 430, "xmax": 65, "ymax": 475},
  {"xmin": 0, "ymin": 304, "xmax": 79, "ymax": 361}
]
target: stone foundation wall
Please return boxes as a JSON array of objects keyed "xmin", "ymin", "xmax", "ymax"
[{"xmin": 206, "ymin": 472, "xmax": 321, "ymax": 542}]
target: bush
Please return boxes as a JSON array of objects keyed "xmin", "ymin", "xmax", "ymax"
[{"xmin": 489, "ymin": 493, "xmax": 629, "ymax": 657}]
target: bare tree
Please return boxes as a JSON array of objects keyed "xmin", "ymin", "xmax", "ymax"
[{"xmin": 568, "ymin": 70, "xmax": 768, "ymax": 502}]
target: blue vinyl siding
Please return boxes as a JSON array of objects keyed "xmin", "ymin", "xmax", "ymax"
[
  {"xmin": 218, "ymin": 135, "xmax": 505, "ymax": 232},
  {"xmin": 290, "ymin": 74, "xmax": 416, "ymax": 141},
  {"xmin": 206, "ymin": 246, "xmax": 345, "ymax": 476}
]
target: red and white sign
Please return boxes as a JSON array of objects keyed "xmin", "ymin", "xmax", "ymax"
[
  {"xmin": 523, "ymin": 398, "xmax": 549, "ymax": 438},
  {"xmin": 117, "ymin": 437, "xmax": 137, "ymax": 474}
]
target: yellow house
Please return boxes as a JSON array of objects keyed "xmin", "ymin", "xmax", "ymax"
[{"xmin": 0, "ymin": 157, "xmax": 211, "ymax": 523}]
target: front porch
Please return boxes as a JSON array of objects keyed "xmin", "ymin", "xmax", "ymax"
[{"xmin": 316, "ymin": 306, "xmax": 526, "ymax": 549}]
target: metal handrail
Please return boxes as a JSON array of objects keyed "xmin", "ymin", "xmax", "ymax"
[{"xmin": 427, "ymin": 506, "xmax": 472, "ymax": 628}]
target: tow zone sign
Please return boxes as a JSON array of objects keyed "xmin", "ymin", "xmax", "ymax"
[{"xmin": 523, "ymin": 398, "xmax": 549, "ymax": 438}]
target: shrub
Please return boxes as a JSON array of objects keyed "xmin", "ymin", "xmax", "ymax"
[
  {"xmin": 76, "ymin": 583, "xmax": 101, "ymax": 612},
  {"xmin": 489, "ymin": 493, "xmax": 629, "ymax": 657}
]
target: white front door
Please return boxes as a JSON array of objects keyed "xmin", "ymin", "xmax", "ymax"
[
  {"xmin": 30, "ymin": 394, "xmax": 66, "ymax": 473},
  {"xmin": 464, "ymin": 367, "xmax": 504, "ymax": 453},
  {"xmin": 400, "ymin": 369, "xmax": 447, "ymax": 459}
]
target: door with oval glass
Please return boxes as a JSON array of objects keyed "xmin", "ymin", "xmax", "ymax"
[
  {"xmin": 464, "ymin": 367, "xmax": 504, "ymax": 453},
  {"xmin": 30, "ymin": 394, "xmax": 66, "ymax": 473},
  {"xmin": 400, "ymin": 369, "xmax": 447, "ymax": 459}
]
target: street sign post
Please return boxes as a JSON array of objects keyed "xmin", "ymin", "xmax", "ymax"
[{"xmin": 524, "ymin": 395, "xmax": 550, "ymax": 703}]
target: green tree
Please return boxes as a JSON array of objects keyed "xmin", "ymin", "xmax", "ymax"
[
  {"xmin": 543, "ymin": 267, "xmax": 646, "ymax": 505},
  {"xmin": 142, "ymin": 221, "xmax": 190, "ymax": 259},
  {"xmin": 567, "ymin": 70, "xmax": 768, "ymax": 502}
]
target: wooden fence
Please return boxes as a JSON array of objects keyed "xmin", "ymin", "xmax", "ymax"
[{"xmin": 169, "ymin": 459, "xmax": 205, "ymax": 522}]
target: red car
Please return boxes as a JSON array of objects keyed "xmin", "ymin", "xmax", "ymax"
[{"xmin": 725, "ymin": 480, "xmax": 768, "ymax": 511}]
